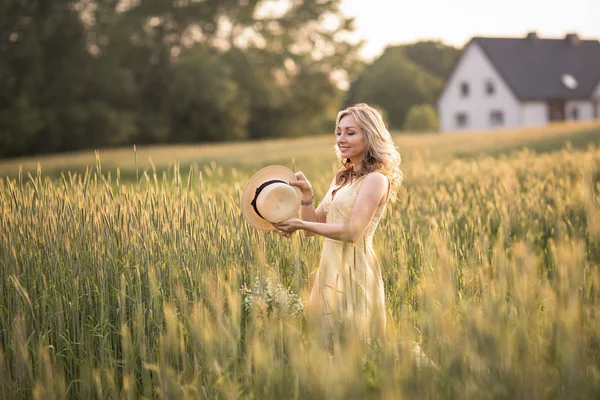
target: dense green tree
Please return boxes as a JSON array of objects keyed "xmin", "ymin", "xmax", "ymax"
[
  {"xmin": 169, "ymin": 46, "xmax": 249, "ymax": 142},
  {"xmin": 222, "ymin": 46, "xmax": 345, "ymax": 140},
  {"xmin": 403, "ymin": 104, "xmax": 439, "ymax": 132},
  {"xmin": 0, "ymin": 0, "xmax": 362, "ymax": 158},
  {"xmin": 402, "ymin": 40, "xmax": 460, "ymax": 79},
  {"xmin": 94, "ymin": 0, "xmax": 361, "ymax": 142},
  {"xmin": 226, "ymin": 1, "xmax": 361, "ymax": 138},
  {"xmin": 0, "ymin": 0, "xmax": 137, "ymax": 157}
]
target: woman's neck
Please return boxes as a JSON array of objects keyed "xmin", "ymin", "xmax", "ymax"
[{"xmin": 351, "ymin": 158, "xmax": 364, "ymax": 173}]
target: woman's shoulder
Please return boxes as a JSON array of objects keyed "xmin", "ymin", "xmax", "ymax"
[
  {"xmin": 359, "ymin": 171, "xmax": 388, "ymax": 186},
  {"xmin": 357, "ymin": 171, "xmax": 390, "ymax": 203}
]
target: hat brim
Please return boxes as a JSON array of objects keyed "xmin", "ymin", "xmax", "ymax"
[{"xmin": 241, "ymin": 165, "xmax": 302, "ymax": 231}]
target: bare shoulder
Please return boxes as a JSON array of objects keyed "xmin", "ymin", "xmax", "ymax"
[
  {"xmin": 362, "ymin": 171, "xmax": 388, "ymax": 188},
  {"xmin": 359, "ymin": 172, "xmax": 389, "ymax": 204}
]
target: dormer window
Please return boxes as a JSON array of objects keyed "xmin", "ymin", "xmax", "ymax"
[
  {"xmin": 460, "ymin": 82, "xmax": 470, "ymax": 97},
  {"xmin": 561, "ymin": 74, "xmax": 578, "ymax": 90},
  {"xmin": 485, "ymin": 80, "xmax": 495, "ymax": 95}
]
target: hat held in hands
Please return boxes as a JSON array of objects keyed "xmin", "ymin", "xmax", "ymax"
[{"xmin": 241, "ymin": 165, "xmax": 302, "ymax": 231}]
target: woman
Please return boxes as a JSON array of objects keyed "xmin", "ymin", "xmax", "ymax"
[{"xmin": 273, "ymin": 103, "xmax": 403, "ymax": 339}]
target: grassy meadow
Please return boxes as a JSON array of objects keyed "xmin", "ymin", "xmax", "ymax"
[{"xmin": 1, "ymin": 122, "xmax": 600, "ymax": 399}]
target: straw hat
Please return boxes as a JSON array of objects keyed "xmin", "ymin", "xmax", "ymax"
[{"xmin": 241, "ymin": 165, "xmax": 302, "ymax": 231}]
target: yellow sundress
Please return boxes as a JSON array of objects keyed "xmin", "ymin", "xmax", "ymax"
[{"xmin": 306, "ymin": 175, "xmax": 388, "ymax": 337}]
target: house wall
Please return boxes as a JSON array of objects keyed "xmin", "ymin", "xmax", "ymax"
[
  {"xmin": 594, "ymin": 82, "xmax": 600, "ymax": 118},
  {"xmin": 521, "ymin": 102, "xmax": 547, "ymax": 126},
  {"xmin": 521, "ymin": 100, "xmax": 596, "ymax": 124},
  {"xmin": 565, "ymin": 100, "xmax": 594, "ymax": 120},
  {"xmin": 594, "ymin": 82, "xmax": 600, "ymax": 99},
  {"xmin": 437, "ymin": 42, "xmax": 521, "ymax": 133}
]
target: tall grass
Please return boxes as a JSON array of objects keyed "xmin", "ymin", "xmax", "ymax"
[{"xmin": 1, "ymin": 144, "xmax": 599, "ymax": 399}]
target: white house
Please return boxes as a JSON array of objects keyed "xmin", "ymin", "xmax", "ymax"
[{"xmin": 436, "ymin": 32, "xmax": 600, "ymax": 133}]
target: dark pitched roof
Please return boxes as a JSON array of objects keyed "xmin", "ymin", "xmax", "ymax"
[{"xmin": 471, "ymin": 35, "xmax": 600, "ymax": 100}]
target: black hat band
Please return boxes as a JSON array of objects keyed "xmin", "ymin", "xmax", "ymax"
[{"xmin": 250, "ymin": 179, "xmax": 286, "ymax": 220}]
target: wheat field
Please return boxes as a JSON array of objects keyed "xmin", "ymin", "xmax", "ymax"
[{"xmin": 1, "ymin": 123, "xmax": 600, "ymax": 399}]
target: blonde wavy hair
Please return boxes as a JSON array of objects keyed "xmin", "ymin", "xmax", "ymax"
[{"xmin": 333, "ymin": 103, "xmax": 403, "ymax": 202}]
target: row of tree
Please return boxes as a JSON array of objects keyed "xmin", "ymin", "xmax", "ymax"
[{"xmin": 0, "ymin": 0, "xmax": 459, "ymax": 158}]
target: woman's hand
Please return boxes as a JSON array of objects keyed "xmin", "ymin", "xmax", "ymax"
[
  {"xmin": 272, "ymin": 218, "xmax": 304, "ymax": 236},
  {"xmin": 289, "ymin": 171, "xmax": 313, "ymax": 198},
  {"xmin": 273, "ymin": 229, "xmax": 292, "ymax": 239}
]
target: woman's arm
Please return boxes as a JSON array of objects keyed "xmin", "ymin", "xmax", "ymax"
[
  {"xmin": 288, "ymin": 172, "xmax": 329, "ymax": 237},
  {"xmin": 300, "ymin": 198, "xmax": 327, "ymax": 237},
  {"xmin": 301, "ymin": 179, "xmax": 335, "ymax": 236},
  {"xmin": 274, "ymin": 172, "xmax": 388, "ymax": 242}
]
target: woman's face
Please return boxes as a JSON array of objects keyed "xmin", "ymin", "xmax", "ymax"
[{"xmin": 336, "ymin": 114, "xmax": 367, "ymax": 161}]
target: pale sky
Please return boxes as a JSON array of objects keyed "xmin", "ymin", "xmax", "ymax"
[{"xmin": 340, "ymin": 0, "xmax": 600, "ymax": 60}]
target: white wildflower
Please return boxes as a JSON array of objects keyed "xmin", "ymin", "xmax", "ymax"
[{"xmin": 241, "ymin": 276, "xmax": 304, "ymax": 319}]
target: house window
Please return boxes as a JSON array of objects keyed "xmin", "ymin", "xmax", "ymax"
[
  {"xmin": 571, "ymin": 107, "xmax": 579, "ymax": 120},
  {"xmin": 490, "ymin": 110, "xmax": 504, "ymax": 126},
  {"xmin": 456, "ymin": 112, "xmax": 468, "ymax": 128},
  {"xmin": 460, "ymin": 82, "xmax": 470, "ymax": 97},
  {"xmin": 485, "ymin": 80, "xmax": 495, "ymax": 95}
]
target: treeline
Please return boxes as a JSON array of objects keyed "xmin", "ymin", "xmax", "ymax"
[{"xmin": 0, "ymin": 0, "xmax": 459, "ymax": 159}]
